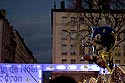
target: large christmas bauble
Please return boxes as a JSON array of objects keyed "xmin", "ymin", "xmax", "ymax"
[{"xmin": 93, "ymin": 26, "xmax": 116, "ymax": 51}]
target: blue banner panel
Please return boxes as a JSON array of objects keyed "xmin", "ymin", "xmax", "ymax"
[
  {"xmin": 0, "ymin": 64, "xmax": 113, "ymax": 83},
  {"xmin": 0, "ymin": 64, "xmax": 42, "ymax": 83},
  {"xmin": 42, "ymin": 64, "xmax": 101, "ymax": 71}
]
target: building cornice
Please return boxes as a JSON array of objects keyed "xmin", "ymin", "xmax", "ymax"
[{"xmin": 51, "ymin": 9, "xmax": 125, "ymax": 14}]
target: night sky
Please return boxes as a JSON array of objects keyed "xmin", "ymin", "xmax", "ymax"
[{"xmin": 0, "ymin": 0, "xmax": 61, "ymax": 63}]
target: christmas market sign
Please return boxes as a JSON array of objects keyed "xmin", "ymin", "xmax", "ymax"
[
  {"xmin": 0, "ymin": 64, "xmax": 115, "ymax": 83},
  {"xmin": 0, "ymin": 64, "xmax": 42, "ymax": 83}
]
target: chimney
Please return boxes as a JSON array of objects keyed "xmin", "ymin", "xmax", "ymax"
[
  {"xmin": 0, "ymin": 9, "xmax": 6, "ymax": 17},
  {"xmin": 98, "ymin": 0, "xmax": 110, "ymax": 10},
  {"xmin": 75, "ymin": 0, "xmax": 82, "ymax": 9},
  {"xmin": 60, "ymin": 0, "xmax": 65, "ymax": 9},
  {"xmin": 88, "ymin": 0, "xmax": 94, "ymax": 9},
  {"xmin": 54, "ymin": 2, "xmax": 56, "ymax": 9}
]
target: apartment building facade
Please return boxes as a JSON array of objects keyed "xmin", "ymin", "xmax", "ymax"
[
  {"xmin": 0, "ymin": 9, "xmax": 37, "ymax": 63},
  {"xmin": 51, "ymin": 0, "xmax": 125, "ymax": 82},
  {"xmin": 14, "ymin": 30, "xmax": 37, "ymax": 63}
]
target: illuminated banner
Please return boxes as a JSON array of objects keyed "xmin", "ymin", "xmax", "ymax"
[
  {"xmin": 0, "ymin": 64, "xmax": 42, "ymax": 83},
  {"xmin": 0, "ymin": 64, "xmax": 110, "ymax": 83},
  {"xmin": 43, "ymin": 64, "xmax": 101, "ymax": 71}
]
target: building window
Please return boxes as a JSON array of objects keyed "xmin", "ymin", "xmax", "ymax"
[
  {"xmin": 115, "ymin": 60, "xmax": 120, "ymax": 64},
  {"xmin": 79, "ymin": 30, "xmax": 85, "ymax": 38},
  {"xmin": 70, "ymin": 45, "xmax": 76, "ymax": 55},
  {"xmin": 71, "ymin": 17, "xmax": 76, "ymax": 24},
  {"xmin": 106, "ymin": 17, "xmax": 110, "ymax": 24},
  {"xmin": 79, "ymin": 45, "xmax": 85, "ymax": 55},
  {"xmin": 62, "ymin": 17, "xmax": 67, "ymax": 24},
  {"xmin": 3, "ymin": 24, "xmax": 4, "ymax": 32},
  {"xmin": 61, "ymin": 44, "xmax": 67, "ymax": 55},
  {"xmin": 88, "ymin": 47, "xmax": 93, "ymax": 54},
  {"xmin": 71, "ymin": 59, "xmax": 76, "ymax": 64},
  {"xmin": 89, "ymin": 61, "xmax": 93, "ymax": 64},
  {"xmin": 62, "ymin": 59, "xmax": 67, "ymax": 64},
  {"xmin": 70, "ymin": 30, "xmax": 77, "ymax": 40},
  {"xmin": 79, "ymin": 17, "xmax": 84, "ymax": 24},
  {"xmin": 62, "ymin": 30, "xmax": 68, "ymax": 40},
  {"xmin": 123, "ymin": 29, "xmax": 125, "ymax": 39},
  {"xmin": 80, "ymin": 59, "xmax": 84, "ymax": 63},
  {"xmin": 115, "ymin": 52, "xmax": 121, "ymax": 56},
  {"xmin": 115, "ymin": 46, "xmax": 121, "ymax": 56}
]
